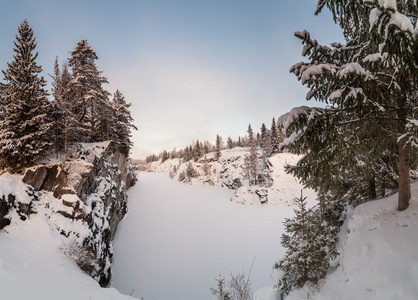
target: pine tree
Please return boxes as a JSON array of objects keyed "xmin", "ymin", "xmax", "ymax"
[
  {"xmin": 247, "ymin": 124, "xmax": 259, "ymax": 185},
  {"xmin": 211, "ymin": 275, "xmax": 232, "ymax": 300},
  {"xmin": 288, "ymin": 1, "xmax": 417, "ymax": 211},
  {"xmin": 50, "ymin": 56, "xmax": 64, "ymax": 158},
  {"xmin": 274, "ymin": 191, "xmax": 338, "ymax": 298},
  {"xmin": 193, "ymin": 140, "xmax": 202, "ymax": 161},
  {"xmin": 0, "ymin": 19, "xmax": 54, "ymax": 171},
  {"xmin": 227, "ymin": 137, "xmax": 234, "ymax": 149},
  {"xmin": 271, "ymin": 117, "xmax": 280, "ymax": 153},
  {"xmin": 260, "ymin": 123, "xmax": 267, "ymax": 148},
  {"xmin": 109, "ymin": 90, "xmax": 137, "ymax": 154},
  {"xmin": 68, "ymin": 39, "xmax": 110, "ymax": 143},
  {"xmin": 50, "ymin": 58, "xmax": 85, "ymax": 165},
  {"xmin": 215, "ymin": 134, "xmax": 222, "ymax": 161}
]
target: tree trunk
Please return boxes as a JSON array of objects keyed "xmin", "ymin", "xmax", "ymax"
[
  {"xmin": 368, "ymin": 176, "xmax": 377, "ymax": 200},
  {"xmin": 398, "ymin": 142, "xmax": 410, "ymax": 211}
]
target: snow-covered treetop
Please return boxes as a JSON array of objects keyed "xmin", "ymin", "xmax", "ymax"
[{"xmin": 277, "ymin": 106, "xmax": 325, "ymax": 132}]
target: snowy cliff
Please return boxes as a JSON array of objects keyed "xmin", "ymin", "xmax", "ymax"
[
  {"xmin": 146, "ymin": 148, "xmax": 317, "ymax": 205},
  {"xmin": 0, "ymin": 141, "xmax": 136, "ymax": 287}
]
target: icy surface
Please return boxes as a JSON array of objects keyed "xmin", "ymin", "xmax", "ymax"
[{"xmin": 111, "ymin": 172, "xmax": 303, "ymax": 300}]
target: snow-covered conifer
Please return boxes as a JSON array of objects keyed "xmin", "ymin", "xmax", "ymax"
[
  {"xmin": 270, "ymin": 117, "xmax": 280, "ymax": 153},
  {"xmin": 215, "ymin": 134, "xmax": 222, "ymax": 161},
  {"xmin": 287, "ymin": 1, "xmax": 417, "ymax": 210},
  {"xmin": 227, "ymin": 137, "xmax": 234, "ymax": 149},
  {"xmin": 68, "ymin": 39, "xmax": 110, "ymax": 143},
  {"xmin": 0, "ymin": 20, "xmax": 54, "ymax": 171},
  {"xmin": 274, "ymin": 191, "xmax": 338, "ymax": 298},
  {"xmin": 109, "ymin": 90, "xmax": 137, "ymax": 155},
  {"xmin": 211, "ymin": 275, "xmax": 232, "ymax": 300},
  {"xmin": 247, "ymin": 124, "xmax": 259, "ymax": 185}
]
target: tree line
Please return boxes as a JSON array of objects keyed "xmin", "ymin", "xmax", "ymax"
[
  {"xmin": 0, "ymin": 20, "xmax": 137, "ymax": 172},
  {"xmin": 145, "ymin": 117, "xmax": 285, "ymax": 164}
]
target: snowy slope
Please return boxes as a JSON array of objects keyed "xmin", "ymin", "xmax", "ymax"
[
  {"xmin": 255, "ymin": 181, "xmax": 418, "ymax": 300},
  {"xmin": 147, "ymin": 149, "xmax": 317, "ymax": 206},
  {"xmin": 0, "ymin": 173, "xmax": 136, "ymax": 300}
]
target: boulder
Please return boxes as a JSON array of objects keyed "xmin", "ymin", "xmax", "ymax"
[{"xmin": 22, "ymin": 166, "xmax": 48, "ymax": 190}]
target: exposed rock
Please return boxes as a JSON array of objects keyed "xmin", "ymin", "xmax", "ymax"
[
  {"xmin": 22, "ymin": 166, "xmax": 48, "ymax": 191},
  {"xmin": 0, "ymin": 195, "xmax": 11, "ymax": 229},
  {"xmin": 19, "ymin": 141, "xmax": 136, "ymax": 286}
]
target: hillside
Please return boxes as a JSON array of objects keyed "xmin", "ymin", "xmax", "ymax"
[
  {"xmin": 253, "ymin": 183, "xmax": 418, "ymax": 300},
  {"xmin": 0, "ymin": 173, "xmax": 136, "ymax": 300},
  {"xmin": 146, "ymin": 148, "xmax": 317, "ymax": 206},
  {"xmin": 0, "ymin": 142, "xmax": 136, "ymax": 299}
]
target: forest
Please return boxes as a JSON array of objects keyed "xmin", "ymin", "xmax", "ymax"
[{"xmin": 0, "ymin": 20, "xmax": 137, "ymax": 172}]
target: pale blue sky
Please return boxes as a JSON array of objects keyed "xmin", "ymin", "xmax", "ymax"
[{"xmin": 0, "ymin": 0, "xmax": 343, "ymax": 158}]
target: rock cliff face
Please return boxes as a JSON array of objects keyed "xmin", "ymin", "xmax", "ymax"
[{"xmin": 2, "ymin": 141, "xmax": 136, "ymax": 286}]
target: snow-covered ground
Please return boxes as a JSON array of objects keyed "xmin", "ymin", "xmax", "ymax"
[
  {"xmin": 111, "ymin": 172, "xmax": 303, "ymax": 300},
  {"xmin": 283, "ymin": 181, "xmax": 418, "ymax": 300},
  {"xmin": 0, "ymin": 173, "xmax": 135, "ymax": 300},
  {"xmin": 114, "ymin": 151, "xmax": 418, "ymax": 300},
  {"xmin": 2, "ymin": 149, "xmax": 417, "ymax": 300},
  {"xmin": 147, "ymin": 150, "xmax": 317, "ymax": 206}
]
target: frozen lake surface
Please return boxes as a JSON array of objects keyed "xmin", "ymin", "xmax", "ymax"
[{"xmin": 111, "ymin": 172, "xmax": 293, "ymax": 300}]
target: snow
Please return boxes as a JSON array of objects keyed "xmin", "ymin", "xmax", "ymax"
[
  {"xmin": 337, "ymin": 62, "xmax": 372, "ymax": 79},
  {"xmin": 256, "ymin": 181, "xmax": 418, "ymax": 300},
  {"xmin": 277, "ymin": 106, "xmax": 324, "ymax": 132},
  {"xmin": 390, "ymin": 11, "xmax": 414, "ymax": 34},
  {"xmin": 0, "ymin": 173, "xmax": 135, "ymax": 300},
  {"xmin": 111, "ymin": 171, "xmax": 307, "ymax": 300},
  {"xmin": 0, "ymin": 173, "xmax": 33, "ymax": 204}
]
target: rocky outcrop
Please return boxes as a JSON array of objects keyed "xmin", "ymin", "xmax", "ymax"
[{"xmin": 20, "ymin": 141, "xmax": 136, "ymax": 286}]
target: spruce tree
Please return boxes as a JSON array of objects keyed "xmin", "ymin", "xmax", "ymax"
[
  {"xmin": 68, "ymin": 39, "xmax": 110, "ymax": 143},
  {"xmin": 271, "ymin": 117, "xmax": 281, "ymax": 153},
  {"xmin": 227, "ymin": 137, "xmax": 234, "ymax": 149},
  {"xmin": 215, "ymin": 134, "xmax": 222, "ymax": 161},
  {"xmin": 50, "ymin": 56, "xmax": 64, "ymax": 158},
  {"xmin": 287, "ymin": 0, "xmax": 417, "ymax": 210},
  {"xmin": 247, "ymin": 124, "xmax": 259, "ymax": 185},
  {"xmin": 260, "ymin": 123, "xmax": 267, "ymax": 148},
  {"xmin": 274, "ymin": 191, "xmax": 338, "ymax": 298},
  {"xmin": 109, "ymin": 90, "xmax": 137, "ymax": 154},
  {"xmin": 0, "ymin": 19, "xmax": 54, "ymax": 171}
]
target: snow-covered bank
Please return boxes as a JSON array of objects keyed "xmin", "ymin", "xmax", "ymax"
[
  {"xmin": 147, "ymin": 150, "xmax": 317, "ymax": 206},
  {"xmin": 281, "ymin": 181, "xmax": 418, "ymax": 300},
  {"xmin": 111, "ymin": 172, "xmax": 304, "ymax": 300},
  {"xmin": 0, "ymin": 174, "xmax": 135, "ymax": 300}
]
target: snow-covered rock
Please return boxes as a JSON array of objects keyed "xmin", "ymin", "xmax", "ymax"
[
  {"xmin": 147, "ymin": 149, "xmax": 317, "ymax": 206},
  {"xmin": 0, "ymin": 175, "xmax": 136, "ymax": 300},
  {"xmin": 1, "ymin": 141, "xmax": 136, "ymax": 287}
]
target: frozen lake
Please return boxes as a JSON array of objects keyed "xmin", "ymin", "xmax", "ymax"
[{"xmin": 111, "ymin": 172, "xmax": 293, "ymax": 300}]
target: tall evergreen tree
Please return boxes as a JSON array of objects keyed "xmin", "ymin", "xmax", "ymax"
[
  {"xmin": 271, "ymin": 117, "xmax": 280, "ymax": 153},
  {"xmin": 287, "ymin": 0, "xmax": 417, "ymax": 210},
  {"xmin": 260, "ymin": 123, "xmax": 267, "ymax": 148},
  {"xmin": 215, "ymin": 134, "xmax": 222, "ymax": 161},
  {"xmin": 227, "ymin": 137, "xmax": 234, "ymax": 149},
  {"xmin": 0, "ymin": 19, "xmax": 54, "ymax": 171},
  {"xmin": 68, "ymin": 39, "xmax": 110, "ymax": 143},
  {"xmin": 50, "ymin": 56, "xmax": 64, "ymax": 158},
  {"xmin": 109, "ymin": 90, "xmax": 137, "ymax": 155},
  {"xmin": 50, "ymin": 59, "xmax": 83, "ymax": 164},
  {"xmin": 247, "ymin": 123, "xmax": 259, "ymax": 185}
]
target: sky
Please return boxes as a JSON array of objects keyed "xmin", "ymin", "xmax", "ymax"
[{"xmin": 0, "ymin": 0, "xmax": 343, "ymax": 159}]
